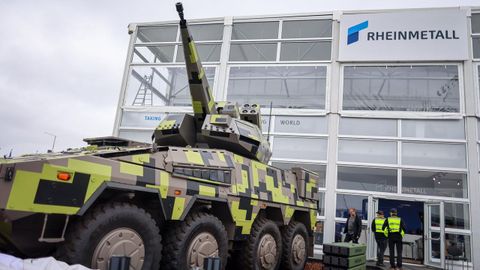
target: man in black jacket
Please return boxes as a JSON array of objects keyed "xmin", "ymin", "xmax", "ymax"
[{"xmin": 343, "ymin": 208, "xmax": 362, "ymax": 243}]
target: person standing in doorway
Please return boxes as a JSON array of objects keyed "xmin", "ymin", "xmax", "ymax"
[
  {"xmin": 383, "ymin": 208, "xmax": 406, "ymax": 270},
  {"xmin": 371, "ymin": 210, "xmax": 387, "ymax": 267},
  {"xmin": 343, "ymin": 208, "xmax": 362, "ymax": 243}
]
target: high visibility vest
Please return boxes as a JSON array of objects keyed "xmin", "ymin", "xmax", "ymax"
[
  {"xmin": 374, "ymin": 218, "xmax": 386, "ymax": 233},
  {"xmin": 384, "ymin": 217, "xmax": 404, "ymax": 237}
]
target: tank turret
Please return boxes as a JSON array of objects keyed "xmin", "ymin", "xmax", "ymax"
[{"xmin": 154, "ymin": 3, "xmax": 272, "ymax": 163}]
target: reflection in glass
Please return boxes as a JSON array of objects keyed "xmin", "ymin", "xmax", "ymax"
[
  {"xmin": 431, "ymin": 232, "xmax": 441, "ymax": 259},
  {"xmin": 229, "ymin": 43, "xmax": 278, "ymax": 61},
  {"xmin": 272, "ymin": 137, "xmax": 327, "ymax": 161},
  {"xmin": 402, "ymin": 119, "xmax": 465, "ymax": 140},
  {"xmin": 232, "ymin": 21, "xmax": 279, "ymax": 39},
  {"xmin": 339, "ymin": 118, "xmax": 397, "ymax": 137},
  {"xmin": 188, "ymin": 24, "xmax": 224, "ymax": 40},
  {"xmin": 227, "ymin": 66, "xmax": 327, "ymax": 109},
  {"xmin": 445, "ymin": 203, "xmax": 469, "ymax": 230},
  {"xmin": 118, "ymin": 130, "xmax": 154, "ymax": 143},
  {"xmin": 402, "ymin": 142, "xmax": 466, "ymax": 169},
  {"xmin": 125, "ymin": 66, "xmax": 215, "ymax": 107},
  {"xmin": 335, "ymin": 194, "xmax": 368, "ymax": 220},
  {"xmin": 343, "ymin": 65, "xmax": 460, "ymax": 112},
  {"xmin": 337, "ymin": 166, "xmax": 397, "ymax": 193},
  {"xmin": 282, "ymin": 20, "xmax": 332, "ymax": 38},
  {"xmin": 430, "ymin": 205, "xmax": 440, "ymax": 227},
  {"xmin": 402, "ymin": 170, "xmax": 467, "ymax": 198},
  {"xmin": 271, "ymin": 162, "xmax": 326, "ymax": 188},
  {"xmin": 338, "ymin": 139, "xmax": 397, "ymax": 164},
  {"xmin": 280, "ymin": 41, "xmax": 331, "ymax": 61}
]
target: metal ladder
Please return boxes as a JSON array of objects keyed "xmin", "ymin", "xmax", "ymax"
[{"xmin": 132, "ymin": 74, "xmax": 153, "ymax": 106}]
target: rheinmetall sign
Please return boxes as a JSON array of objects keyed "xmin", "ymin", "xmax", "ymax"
[{"xmin": 339, "ymin": 9, "xmax": 469, "ymax": 61}]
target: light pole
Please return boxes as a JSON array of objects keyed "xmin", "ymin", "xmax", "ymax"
[{"xmin": 44, "ymin": 132, "xmax": 57, "ymax": 152}]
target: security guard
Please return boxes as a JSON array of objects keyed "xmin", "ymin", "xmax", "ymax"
[
  {"xmin": 382, "ymin": 208, "xmax": 406, "ymax": 270},
  {"xmin": 371, "ymin": 210, "xmax": 387, "ymax": 266}
]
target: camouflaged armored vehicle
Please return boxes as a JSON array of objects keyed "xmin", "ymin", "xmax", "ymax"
[{"xmin": 0, "ymin": 3, "xmax": 320, "ymax": 270}]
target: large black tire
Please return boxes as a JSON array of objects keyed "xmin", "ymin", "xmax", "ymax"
[
  {"xmin": 162, "ymin": 211, "xmax": 228, "ymax": 270},
  {"xmin": 58, "ymin": 202, "xmax": 162, "ymax": 270},
  {"xmin": 281, "ymin": 221, "xmax": 308, "ymax": 270},
  {"xmin": 240, "ymin": 217, "xmax": 283, "ymax": 270}
]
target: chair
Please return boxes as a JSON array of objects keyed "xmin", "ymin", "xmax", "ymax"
[{"xmin": 445, "ymin": 243, "xmax": 468, "ymax": 270}]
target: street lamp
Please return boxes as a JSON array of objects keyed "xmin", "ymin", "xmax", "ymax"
[{"xmin": 44, "ymin": 132, "xmax": 57, "ymax": 152}]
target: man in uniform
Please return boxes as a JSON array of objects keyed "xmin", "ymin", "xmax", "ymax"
[
  {"xmin": 343, "ymin": 208, "xmax": 362, "ymax": 243},
  {"xmin": 383, "ymin": 208, "xmax": 406, "ymax": 270},
  {"xmin": 371, "ymin": 210, "xmax": 387, "ymax": 266}
]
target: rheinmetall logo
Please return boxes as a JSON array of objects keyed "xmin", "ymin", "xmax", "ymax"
[{"xmin": 347, "ymin": 20, "xmax": 369, "ymax": 45}]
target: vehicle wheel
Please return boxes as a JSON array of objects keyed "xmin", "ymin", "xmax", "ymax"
[
  {"xmin": 58, "ymin": 202, "xmax": 161, "ymax": 270},
  {"xmin": 281, "ymin": 221, "xmax": 308, "ymax": 270},
  {"xmin": 163, "ymin": 211, "xmax": 228, "ymax": 270},
  {"xmin": 240, "ymin": 217, "xmax": 282, "ymax": 270}
]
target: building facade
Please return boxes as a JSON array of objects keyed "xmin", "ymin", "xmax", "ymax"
[{"xmin": 113, "ymin": 7, "xmax": 480, "ymax": 268}]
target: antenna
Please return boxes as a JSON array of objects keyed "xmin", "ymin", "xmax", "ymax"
[{"xmin": 267, "ymin": 101, "xmax": 273, "ymax": 142}]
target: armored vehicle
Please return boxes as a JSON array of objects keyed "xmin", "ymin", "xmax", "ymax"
[{"xmin": 0, "ymin": 3, "xmax": 320, "ymax": 270}]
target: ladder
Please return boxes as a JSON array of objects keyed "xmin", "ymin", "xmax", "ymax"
[{"xmin": 132, "ymin": 75, "xmax": 154, "ymax": 106}]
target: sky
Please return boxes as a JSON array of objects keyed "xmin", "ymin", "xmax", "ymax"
[{"xmin": 0, "ymin": 0, "xmax": 478, "ymax": 156}]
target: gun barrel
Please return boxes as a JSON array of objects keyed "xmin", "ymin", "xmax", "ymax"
[{"xmin": 176, "ymin": 2, "xmax": 185, "ymax": 22}]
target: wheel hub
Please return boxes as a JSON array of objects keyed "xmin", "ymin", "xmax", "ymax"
[
  {"xmin": 257, "ymin": 234, "xmax": 277, "ymax": 269},
  {"xmin": 292, "ymin": 234, "xmax": 306, "ymax": 265},
  {"xmin": 92, "ymin": 228, "xmax": 145, "ymax": 270},
  {"xmin": 187, "ymin": 232, "xmax": 219, "ymax": 268}
]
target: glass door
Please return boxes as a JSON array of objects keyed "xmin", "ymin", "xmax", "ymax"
[
  {"xmin": 424, "ymin": 202, "xmax": 445, "ymax": 268},
  {"xmin": 366, "ymin": 196, "xmax": 379, "ymax": 260}
]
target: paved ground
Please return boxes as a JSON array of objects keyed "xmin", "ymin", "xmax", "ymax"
[{"xmin": 366, "ymin": 261, "xmax": 432, "ymax": 269}]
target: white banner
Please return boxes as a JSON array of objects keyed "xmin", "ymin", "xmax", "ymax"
[{"xmin": 338, "ymin": 9, "xmax": 469, "ymax": 61}]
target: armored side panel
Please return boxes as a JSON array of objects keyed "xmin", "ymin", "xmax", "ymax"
[
  {"xmin": 216, "ymin": 101, "xmax": 240, "ymax": 119},
  {"xmin": 239, "ymin": 103, "xmax": 261, "ymax": 128},
  {"xmin": 201, "ymin": 114, "xmax": 272, "ymax": 163},
  {"xmin": 154, "ymin": 114, "xmax": 196, "ymax": 147},
  {"xmin": 291, "ymin": 167, "xmax": 320, "ymax": 200}
]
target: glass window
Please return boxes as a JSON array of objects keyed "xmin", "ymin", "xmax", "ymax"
[
  {"xmin": 189, "ymin": 24, "xmax": 224, "ymax": 41},
  {"xmin": 472, "ymin": 14, "xmax": 480, "ymax": 33},
  {"xmin": 474, "ymin": 37, "xmax": 480, "ymax": 59},
  {"xmin": 274, "ymin": 116, "xmax": 327, "ymax": 134},
  {"xmin": 318, "ymin": 192, "xmax": 325, "ymax": 216},
  {"xmin": 402, "ymin": 119, "xmax": 464, "ymax": 140},
  {"xmin": 121, "ymin": 112, "xmax": 165, "ymax": 128},
  {"xmin": 280, "ymin": 41, "xmax": 331, "ymax": 61},
  {"xmin": 282, "ymin": 20, "xmax": 332, "ymax": 38},
  {"xmin": 227, "ymin": 66, "xmax": 327, "ymax": 109},
  {"xmin": 136, "ymin": 25, "xmax": 177, "ymax": 43},
  {"xmin": 402, "ymin": 170, "xmax": 467, "ymax": 198},
  {"xmin": 271, "ymin": 162, "xmax": 326, "ymax": 188},
  {"xmin": 444, "ymin": 203, "xmax": 470, "ymax": 230},
  {"xmin": 339, "ymin": 118, "xmax": 397, "ymax": 137},
  {"xmin": 335, "ymin": 194, "xmax": 368, "ymax": 220},
  {"xmin": 337, "ymin": 166, "xmax": 397, "ymax": 193},
  {"xmin": 132, "ymin": 46, "xmax": 175, "ymax": 63},
  {"xmin": 272, "ymin": 137, "xmax": 327, "ymax": 160},
  {"xmin": 176, "ymin": 44, "xmax": 222, "ymax": 62},
  {"xmin": 118, "ymin": 130, "xmax": 153, "ymax": 143},
  {"xmin": 338, "ymin": 139, "xmax": 397, "ymax": 164},
  {"xmin": 343, "ymin": 65, "xmax": 460, "ymax": 112},
  {"xmin": 232, "ymin": 21, "xmax": 279, "ymax": 40},
  {"xmin": 402, "ymin": 142, "xmax": 466, "ymax": 169},
  {"xmin": 125, "ymin": 66, "xmax": 215, "ymax": 107},
  {"xmin": 229, "ymin": 43, "xmax": 277, "ymax": 61},
  {"xmin": 445, "ymin": 234, "xmax": 471, "ymax": 262}
]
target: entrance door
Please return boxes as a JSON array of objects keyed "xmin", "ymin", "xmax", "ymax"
[
  {"xmin": 366, "ymin": 196, "xmax": 379, "ymax": 260},
  {"xmin": 424, "ymin": 202, "xmax": 445, "ymax": 268}
]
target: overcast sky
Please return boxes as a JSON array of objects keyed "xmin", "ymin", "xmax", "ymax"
[{"xmin": 0, "ymin": 0, "xmax": 478, "ymax": 156}]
